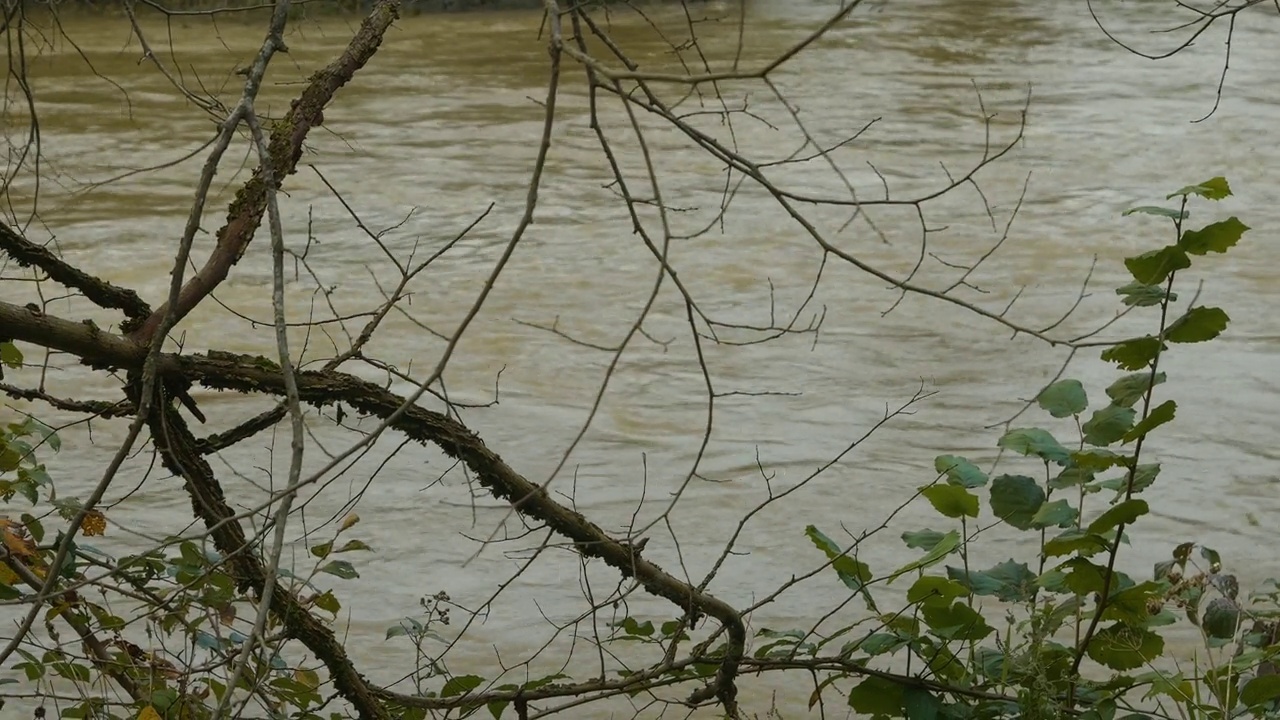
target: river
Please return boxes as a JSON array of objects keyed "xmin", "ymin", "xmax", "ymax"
[{"xmin": 1, "ymin": 1, "xmax": 1277, "ymax": 717}]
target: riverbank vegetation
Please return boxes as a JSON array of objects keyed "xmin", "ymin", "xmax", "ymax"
[{"xmin": 1, "ymin": 1, "xmax": 1276, "ymax": 719}]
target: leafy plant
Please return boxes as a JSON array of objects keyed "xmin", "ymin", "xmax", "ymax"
[{"xmin": 796, "ymin": 177, "xmax": 1277, "ymax": 719}]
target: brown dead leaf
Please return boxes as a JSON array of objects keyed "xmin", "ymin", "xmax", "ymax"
[{"xmin": 80, "ymin": 510, "xmax": 107, "ymax": 537}]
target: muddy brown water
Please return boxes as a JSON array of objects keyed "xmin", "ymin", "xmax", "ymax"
[{"xmin": 1, "ymin": 2, "xmax": 1277, "ymax": 717}]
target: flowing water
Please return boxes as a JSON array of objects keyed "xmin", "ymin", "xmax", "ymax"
[{"xmin": 1, "ymin": 1, "xmax": 1278, "ymax": 717}]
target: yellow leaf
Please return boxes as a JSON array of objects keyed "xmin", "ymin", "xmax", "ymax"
[
  {"xmin": 137, "ymin": 705, "xmax": 161, "ymax": 720},
  {"xmin": 0, "ymin": 518, "xmax": 37, "ymax": 560},
  {"xmin": 295, "ymin": 667, "xmax": 320, "ymax": 689},
  {"xmin": 80, "ymin": 510, "xmax": 107, "ymax": 537},
  {"xmin": 339, "ymin": 514, "xmax": 359, "ymax": 532}
]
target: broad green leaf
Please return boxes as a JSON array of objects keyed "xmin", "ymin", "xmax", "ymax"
[
  {"xmin": 1050, "ymin": 465, "xmax": 1095, "ymax": 489},
  {"xmin": 804, "ymin": 525, "xmax": 871, "ymax": 592},
  {"xmin": 1071, "ymin": 449, "xmax": 1130, "ymax": 471},
  {"xmin": 1037, "ymin": 379, "xmax": 1088, "ymax": 418},
  {"xmin": 852, "ymin": 632, "xmax": 905, "ymax": 656},
  {"xmin": 335, "ymin": 539, "xmax": 373, "ymax": 553},
  {"xmin": 0, "ymin": 341, "xmax": 21, "ymax": 368},
  {"xmin": 989, "ymin": 475, "xmax": 1045, "ymax": 530},
  {"xmin": 319, "ymin": 560, "xmax": 359, "ymax": 580},
  {"xmin": 1083, "ymin": 405, "xmax": 1136, "ymax": 446},
  {"xmin": 1167, "ymin": 177, "xmax": 1231, "ymax": 201},
  {"xmin": 1044, "ymin": 529, "xmax": 1110, "ymax": 558},
  {"xmin": 1178, "ymin": 217, "xmax": 1248, "ymax": 255},
  {"xmin": 310, "ymin": 541, "xmax": 332, "ymax": 559},
  {"xmin": 1115, "ymin": 282, "xmax": 1175, "ymax": 308},
  {"xmin": 1088, "ymin": 499, "xmax": 1149, "ymax": 535},
  {"xmin": 1106, "ymin": 372, "xmax": 1166, "ymax": 408},
  {"xmin": 947, "ymin": 560, "xmax": 1036, "ymax": 602},
  {"xmin": 1122, "ymin": 206, "xmax": 1187, "ymax": 220},
  {"xmin": 1103, "ymin": 581, "xmax": 1165, "ymax": 624},
  {"xmin": 442, "ymin": 674, "xmax": 484, "ymax": 697},
  {"xmin": 920, "ymin": 484, "xmax": 979, "ymax": 519},
  {"xmin": 1202, "ymin": 597, "xmax": 1240, "ymax": 640},
  {"xmin": 1086, "ymin": 623, "xmax": 1164, "ymax": 670},
  {"xmin": 1122, "ymin": 400, "xmax": 1176, "ymax": 443},
  {"xmin": 889, "ymin": 530, "xmax": 959, "ymax": 581},
  {"xmin": 1092, "ymin": 464, "xmax": 1161, "ymax": 495},
  {"xmin": 0, "ymin": 582, "xmax": 21, "ymax": 601},
  {"xmin": 848, "ymin": 676, "xmax": 904, "ymax": 715},
  {"xmin": 904, "ymin": 687, "xmax": 943, "ymax": 720},
  {"xmin": 1241, "ymin": 675, "xmax": 1280, "ymax": 709},
  {"xmin": 1125, "ymin": 246, "xmax": 1190, "ymax": 285},
  {"xmin": 902, "ymin": 529, "xmax": 946, "ymax": 551},
  {"xmin": 906, "ymin": 576, "xmax": 968, "ymax": 606},
  {"xmin": 1101, "ymin": 337, "xmax": 1165, "ymax": 371},
  {"xmin": 998, "ymin": 428, "xmax": 1070, "ymax": 465},
  {"xmin": 1165, "ymin": 306, "xmax": 1229, "ymax": 343},
  {"xmin": 921, "ymin": 601, "xmax": 993, "ymax": 641},
  {"xmin": 314, "ymin": 591, "xmax": 340, "ymax": 615},
  {"xmin": 1031, "ymin": 499, "xmax": 1078, "ymax": 529},
  {"xmin": 934, "ymin": 455, "xmax": 988, "ymax": 488},
  {"xmin": 1059, "ymin": 557, "xmax": 1109, "ymax": 596}
]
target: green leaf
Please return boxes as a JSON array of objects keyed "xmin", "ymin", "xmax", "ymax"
[
  {"xmin": 1092, "ymin": 463, "xmax": 1161, "ymax": 495},
  {"xmin": 1122, "ymin": 206, "xmax": 1187, "ymax": 220},
  {"xmin": 1059, "ymin": 557, "xmax": 1109, "ymax": 596},
  {"xmin": 989, "ymin": 475, "xmax": 1045, "ymax": 530},
  {"xmin": 1103, "ymin": 581, "xmax": 1165, "ymax": 624},
  {"xmin": 1125, "ymin": 246, "xmax": 1190, "ymax": 285},
  {"xmin": 335, "ymin": 539, "xmax": 373, "ymax": 553},
  {"xmin": 1106, "ymin": 372, "xmax": 1166, "ymax": 408},
  {"xmin": 1167, "ymin": 177, "xmax": 1231, "ymax": 201},
  {"xmin": 906, "ymin": 576, "xmax": 968, "ymax": 606},
  {"xmin": 1050, "ymin": 465, "xmax": 1095, "ymax": 489},
  {"xmin": 1031, "ymin": 499, "xmax": 1078, "ymax": 529},
  {"xmin": 1071, "ymin": 449, "xmax": 1130, "ymax": 471},
  {"xmin": 441, "ymin": 674, "xmax": 484, "ymax": 697},
  {"xmin": 1037, "ymin": 379, "xmax": 1088, "ymax": 418},
  {"xmin": 889, "ymin": 530, "xmax": 959, "ymax": 581},
  {"xmin": 901, "ymin": 529, "xmax": 946, "ymax": 551},
  {"xmin": 319, "ymin": 560, "xmax": 359, "ymax": 580},
  {"xmin": 1115, "ymin": 282, "xmax": 1176, "ymax": 308},
  {"xmin": 1044, "ymin": 529, "xmax": 1110, "ymax": 558},
  {"xmin": 1088, "ymin": 499, "xmax": 1149, "ymax": 535},
  {"xmin": 1083, "ymin": 405, "xmax": 1136, "ymax": 446},
  {"xmin": 1165, "ymin": 306, "xmax": 1229, "ymax": 343},
  {"xmin": 920, "ymin": 484, "xmax": 979, "ymax": 519},
  {"xmin": 1241, "ymin": 675, "xmax": 1280, "ymax": 709},
  {"xmin": 0, "ymin": 582, "xmax": 21, "ymax": 601},
  {"xmin": 1122, "ymin": 400, "xmax": 1176, "ymax": 443},
  {"xmin": 310, "ymin": 541, "xmax": 333, "ymax": 559},
  {"xmin": 921, "ymin": 601, "xmax": 993, "ymax": 641},
  {"xmin": 947, "ymin": 560, "xmax": 1036, "ymax": 602},
  {"xmin": 998, "ymin": 428, "xmax": 1070, "ymax": 465},
  {"xmin": 856, "ymin": 632, "xmax": 909, "ymax": 656},
  {"xmin": 848, "ymin": 676, "xmax": 904, "ymax": 715},
  {"xmin": 487, "ymin": 699, "xmax": 508, "ymax": 720},
  {"xmin": 1101, "ymin": 337, "xmax": 1165, "ymax": 371},
  {"xmin": 804, "ymin": 525, "xmax": 871, "ymax": 592},
  {"xmin": 934, "ymin": 455, "xmax": 988, "ymax": 488},
  {"xmin": 903, "ymin": 687, "xmax": 942, "ymax": 720},
  {"xmin": 0, "ymin": 341, "xmax": 22, "ymax": 368},
  {"xmin": 1178, "ymin": 217, "xmax": 1248, "ymax": 255},
  {"xmin": 314, "ymin": 591, "xmax": 340, "ymax": 615},
  {"xmin": 1086, "ymin": 623, "xmax": 1164, "ymax": 671}
]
